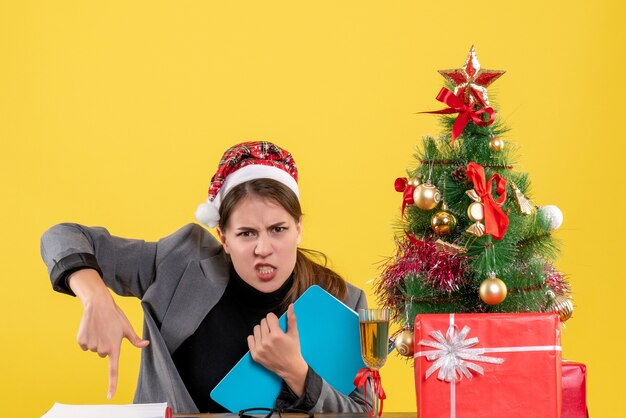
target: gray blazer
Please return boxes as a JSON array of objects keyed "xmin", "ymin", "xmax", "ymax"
[{"xmin": 40, "ymin": 223, "xmax": 369, "ymax": 414}]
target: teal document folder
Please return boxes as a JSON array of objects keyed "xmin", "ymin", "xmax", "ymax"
[{"xmin": 210, "ymin": 285, "xmax": 365, "ymax": 412}]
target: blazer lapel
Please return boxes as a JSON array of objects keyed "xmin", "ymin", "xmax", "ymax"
[{"xmin": 160, "ymin": 253, "xmax": 230, "ymax": 354}]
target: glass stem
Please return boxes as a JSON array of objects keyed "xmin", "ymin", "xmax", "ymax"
[{"xmin": 371, "ymin": 375, "xmax": 380, "ymax": 418}]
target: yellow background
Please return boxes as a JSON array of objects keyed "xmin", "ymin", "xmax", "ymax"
[{"xmin": 1, "ymin": 1, "xmax": 624, "ymax": 416}]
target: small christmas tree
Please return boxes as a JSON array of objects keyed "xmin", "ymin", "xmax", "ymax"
[{"xmin": 376, "ymin": 46, "xmax": 572, "ymax": 357}]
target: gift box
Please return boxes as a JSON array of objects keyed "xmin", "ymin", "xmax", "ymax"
[
  {"xmin": 562, "ymin": 361, "xmax": 588, "ymax": 418},
  {"xmin": 414, "ymin": 313, "xmax": 562, "ymax": 418}
]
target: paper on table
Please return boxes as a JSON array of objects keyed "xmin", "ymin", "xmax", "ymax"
[{"xmin": 41, "ymin": 402, "xmax": 170, "ymax": 418}]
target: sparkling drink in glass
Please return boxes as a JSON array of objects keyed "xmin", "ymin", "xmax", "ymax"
[{"xmin": 358, "ymin": 309, "xmax": 390, "ymax": 418}]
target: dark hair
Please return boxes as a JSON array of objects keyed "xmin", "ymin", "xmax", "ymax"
[{"xmin": 218, "ymin": 178, "xmax": 347, "ymax": 304}]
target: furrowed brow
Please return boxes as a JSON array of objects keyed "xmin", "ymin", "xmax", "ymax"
[{"xmin": 268, "ymin": 222, "xmax": 288, "ymax": 229}]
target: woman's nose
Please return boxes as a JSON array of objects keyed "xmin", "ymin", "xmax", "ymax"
[{"xmin": 254, "ymin": 235, "xmax": 273, "ymax": 256}]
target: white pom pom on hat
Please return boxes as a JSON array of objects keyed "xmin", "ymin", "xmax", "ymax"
[
  {"xmin": 195, "ymin": 141, "xmax": 299, "ymax": 228},
  {"xmin": 195, "ymin": 200, "xmax": 220, "ymax": 228}
]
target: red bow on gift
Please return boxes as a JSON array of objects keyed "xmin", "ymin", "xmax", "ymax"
[
  {"xmin": 422, "ymin": 88, "xmax": 495, "ymax": 144},
  {"xmin": 354, "ymin": 368, "xmax": 386, "ymax": 418},
  {"xmin": 466, "ymin": 162, "xmax": 509, "ymax": 240}
]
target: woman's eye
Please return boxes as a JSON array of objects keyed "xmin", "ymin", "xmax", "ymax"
[
  {"xmin": 237, "ymin": 231, "xmax": 255, "ymax": 237},
  {"xmin": 272, "ymin": 226, "xmax": 287, "ymax": 233}
]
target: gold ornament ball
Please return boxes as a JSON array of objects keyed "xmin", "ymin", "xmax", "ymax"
[
  {"xmin": 413, "ymin": 183, "xmax": 441, "ymax": 210},
  {"xmin": 552, "ymin": 295, "xmax": 574, "ymax": 322},
  {"xmin": 479, "ymin": 276, "xmax": 508, "ymax": 305},
  {"xmin": 488, "ymin": 137, "xmax": 505, "ymax": 152},
  {"xmin": 467, "ymin": 202, "xmax": 485, "ymax": 222},
  {"xmin": 394, "ymin": 329, "xmax": 414, "ymax": 357},
  {"xmin": 431, "ymin": 210, "xmax": 457, "ymax": 236},
  {"xmin": 408, "ymin": 177, "xmax": 420, "ymax": 187}
]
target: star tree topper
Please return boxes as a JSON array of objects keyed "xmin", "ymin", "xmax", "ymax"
[{"xmin": 438, "ymin": 46, "xmax": 505, "ymax": 108}]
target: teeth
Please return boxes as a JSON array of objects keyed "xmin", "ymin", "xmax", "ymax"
[{"xmin": 257, "ymin": 266, "xmax": 275, "ymax": 274}]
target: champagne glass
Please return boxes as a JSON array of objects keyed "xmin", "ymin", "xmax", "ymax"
[{"xmin": 358, "ymin": 309, "xmax": 390, "ymax": 418}]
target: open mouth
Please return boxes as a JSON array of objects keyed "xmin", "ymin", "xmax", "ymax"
[{"xmin": 255, "ymin": 264, "xmax": 277, "ymax": 281}]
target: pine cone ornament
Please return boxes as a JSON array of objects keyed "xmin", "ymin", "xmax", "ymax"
[{"xmin": 451, "ymin": 166, "xmax": 469, "ymax": 183}]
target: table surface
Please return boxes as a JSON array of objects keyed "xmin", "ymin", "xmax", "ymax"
[{"xmin": 174, "ymin": 413, "xmax": 416, "ymax": 418}]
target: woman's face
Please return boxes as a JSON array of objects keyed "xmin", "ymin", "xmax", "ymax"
[{"xmin": 217, "ymin": 195, "xmax": 302, "ymax": 293}]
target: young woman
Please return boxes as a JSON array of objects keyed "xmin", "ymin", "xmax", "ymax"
[{"xmin": 40, "ymin": 142, "xmax": 368, "ymax": 414}]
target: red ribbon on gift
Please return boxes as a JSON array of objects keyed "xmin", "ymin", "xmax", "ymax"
[
  {"xmin": 354, "ymin": 367, "xmax": 386, "ymax": 418},
  {"xmin": 422, "ymin": 88, "xmax": 495, "ymax": 144},
  {"xmin": 466, "ymin": 162, "xmax": 509, "ymax": 240}
]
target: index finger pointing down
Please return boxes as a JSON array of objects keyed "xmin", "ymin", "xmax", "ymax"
[{"xmin": 107, "ymin": 347, "xmax": 120, "ymax": 399}]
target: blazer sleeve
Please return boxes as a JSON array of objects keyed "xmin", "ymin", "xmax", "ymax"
[
  {"xmin": 277, "ymin": 286, "xmax": 371, "ymax": 413},
  {"xmin": 40, "ymin": 223, "xmax": 159, "ymax": 298}
]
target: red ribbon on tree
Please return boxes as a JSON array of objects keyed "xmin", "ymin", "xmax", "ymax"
[
  {"xmin": 466, "ymin": 162, "xmax": 509, "ymax": 240},
  {"xmin": 395, "ymin": 177, "xmax": 427, "ymax": 247},
  {"xmin": 354, "ymin": 368, "xmax": 386, "ymax": 418},
  {"xmin": 422, "ymin": 87, "xmax": 496, "ymax": 144},
  {"xmin": 394, "ymin": 177, "xmax": 415, "ymax": 217}
]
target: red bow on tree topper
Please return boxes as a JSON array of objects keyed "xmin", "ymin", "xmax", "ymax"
[
  {"xmin": 422, "ymin": 88, "xmax": 496, "ymax": 145},
  {"xmin": 466, "ymin": 162, "xmax": 509, "ymax": 240}
]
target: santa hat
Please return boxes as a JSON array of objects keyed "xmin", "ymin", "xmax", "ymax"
[{"xmin": 195, "ymin": 141, "xmax": 299, "ymax": 228}]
